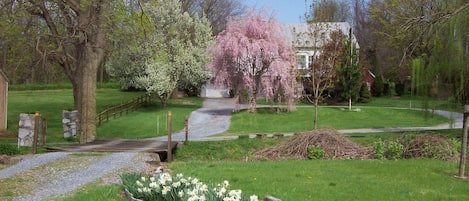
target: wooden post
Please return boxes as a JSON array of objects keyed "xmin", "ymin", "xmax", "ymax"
[
  {"xmin": 167, "ymin": 111, "xmax": 172, "ymax": 162},
  {"xmin": 32, "ymin": 112, "xmax": 40, "ymax": 154},
  {"xmin": 185, "ymin": 115, "xmax": 189, "ymax": 144},
  {"xmin": 42, "ymin": 118, "xmax": 47, "ymax": 146},
  {"xmin": 119, "ymin": 102, "xmax": 123, "ymax": 117},
  {"xmin": 113, "ymin": 106, "xmax": 116, "ymax": 119},
  {"xmin": 458, "ymin": 105, "xmax": 469, "ymax": 179}
]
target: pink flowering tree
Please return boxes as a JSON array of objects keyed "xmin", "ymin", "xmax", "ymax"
[{"xmin": 208, "ymin": 8, "xmax": 301, "ymax": 112}]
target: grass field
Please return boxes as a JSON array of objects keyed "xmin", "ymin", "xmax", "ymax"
[
  {"xmin": 6, "ymin": 89, "xmax": 146, "ymax": 141},
  {"xmin": 169, "ymin": 135, "xmax": 469, "ymax": 201},
  {"xmin": 225, "ymin": 107, "xmax": 450, "ymax": 135},
  {"xmin": 170, "ymin": 159, "xmax": 468, "ymax": 201},
  {"xmin": 5, "ymin": 88, "xmax": 460, "ymax": 142},
  {"xmin": 97, "ymin": 97, "xmax": 203, "ymax": 139}
]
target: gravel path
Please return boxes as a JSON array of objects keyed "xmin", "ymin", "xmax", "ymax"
[
  {"xmin": 0, "ymin": 152, "xmax": 70, "ymax": 179},
  {"xmin": 13, "ymin": 152, "xmax": 137, "ymax": 201},
  {"xmin": 0, "ymin": 152, "xmax": 155, "ymax": 201}
]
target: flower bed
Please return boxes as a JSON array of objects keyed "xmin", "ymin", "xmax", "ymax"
[{"xmin": 121, "ymin": 172, "xmax": 259, "ymax": 201}]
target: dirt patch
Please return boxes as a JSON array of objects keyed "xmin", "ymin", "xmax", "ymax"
[{"xmin": 256, "ymin": 128, "xmax": 372, "ymax": 160}]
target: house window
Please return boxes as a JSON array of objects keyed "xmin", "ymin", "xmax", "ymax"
[{"xmin": 297, "ymin": 55, "xmax": 306, "ymax": 69}]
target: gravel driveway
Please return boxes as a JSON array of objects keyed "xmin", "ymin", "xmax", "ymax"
[
  {"xmin": 154, "ymin": 98, "xmax": 236, "ymax": 141},
  {"xmin": 0, "ymin": 152, "xmax": 156, "ymax": 201}
]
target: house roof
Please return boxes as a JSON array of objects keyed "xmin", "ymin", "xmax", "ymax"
[
  {"xmin": 281, "ymin": 22, "xmax": 359, "ymax": 49},
  {"xmin": 0, "ymin": 69, "xmax": 8, "ymax": 83}
]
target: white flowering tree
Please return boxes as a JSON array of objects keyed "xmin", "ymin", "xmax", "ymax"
[{"xmin": 107, "ymin": 0, "xmax": 212, "ymax": 107}]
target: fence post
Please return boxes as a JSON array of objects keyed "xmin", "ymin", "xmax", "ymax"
[
  {"xmin": 457, "ymin": 105, "xmax": 469, "ymax": 179},
  {"xmin": 41, "ymin": 117, "xmax": 47, "ymax": 146},
  {"xmin": 32, "ymin": 112, "xmax": 40, "ymax": 154},
  {"xmin": 119, "ymin": 102, "xmax": 123, "ymax": 117},
  {"xmin": 167, "ymin": 111, "xmax": 173, "ymax": 162}
]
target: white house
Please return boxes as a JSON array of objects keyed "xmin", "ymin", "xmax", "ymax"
[{"xmin": 281, "ymin": 22, "xmax": 359, "ymax": 72}]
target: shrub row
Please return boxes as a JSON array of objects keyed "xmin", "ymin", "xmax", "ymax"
[{"xmin": 372, "ymin": 134, "xmax": 460, "ymax": 161}]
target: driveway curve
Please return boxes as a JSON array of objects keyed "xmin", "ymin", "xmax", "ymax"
[{"xmin": 154, "ymin": 98, "xmax": 236, "ymax": 141}]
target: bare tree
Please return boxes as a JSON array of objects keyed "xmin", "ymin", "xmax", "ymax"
[
  {"xmin": 308, "ymin": 0, "xmax": 351, "ymax": 22},
  {"xmin": 181, "ymin": 0, "xmax": 245, "ymax": 34},
  {"xmin": 304, "ymin": 23, "xmax": 346, "ymax": 129}
]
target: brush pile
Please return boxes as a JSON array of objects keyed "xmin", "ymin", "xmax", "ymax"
[
  {"xmin": 255, "ymin": 128, "xmax": 372, "ymax": 160},
  {"xmin": 398, "ymin": 134, "xmax": 459, "ymax": 161}
]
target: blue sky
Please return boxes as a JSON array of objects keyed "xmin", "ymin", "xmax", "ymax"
[{"xmin": 244, "ymin": 0, "xmax": 312, "ymax": 23}]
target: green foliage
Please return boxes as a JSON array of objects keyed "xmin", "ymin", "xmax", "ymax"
[
  {"xmin": 107, "ymin": 0, "xmax": 212, "ymax": 107},
  {"xmin": 386, "ymin": 140, "xmax": 404, "ymax": 160},
  {"xmin": 372, "ymin": 139, "xmax": 385, "ymax": 160},
  {"xmin": 337, "ymin": 29, "xmax": 362, "ymax": 104},
  {"xmin": 371, "ymin": 76, "xmax": 384, "ymax": 97},
  {"xmin": 372, "ymin": 134, "xmax": 461, "ymax": 161},
  {"xmin": 358, "ymin": 83, "xmax": 371, "ymax": 103},
  {"xmin": 307, "ymin": 145, "xmax": 325, "ymax": 160},
  {"xmin": 0, "ymin": 144, "xmax": 20, "ymax": 155},
  {"xmin": 395, "ymin": 82, "xmax": 405, "ymax": 96}
]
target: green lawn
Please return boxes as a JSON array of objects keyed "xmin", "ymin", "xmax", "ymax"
[
  {"xmin": 170, "ymin": 159, "xmax": 468, "ymax": 201},
  {"xmin": 355, "ymin": 96, "xmax": 464, "ymax": 112},
  {"xmin": 5, "ymin": 89, "xmax": 457, "ymax": 141},
  {"xmin": 97, "ymin": 97, "xmax": 202, "ymax": 139},
  {"xmin": 226, "ymin": 107, "xmax": 450, "ymax": 135},
  {"xmin": 6, "ymin": 89, "xmax": 145, "ymax": 141}
]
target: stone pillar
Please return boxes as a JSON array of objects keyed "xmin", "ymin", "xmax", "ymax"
[
  {"xmin": 18, "ymin": 113, "xmax": 41, "ymax": 147},
  {"xmin": 63, "ymin": 110, "xmax": 79, "ymax": 138}
]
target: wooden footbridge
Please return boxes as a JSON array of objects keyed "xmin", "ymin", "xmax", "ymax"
[{"xmin": 46, "ymin": 139, "xmax": 178, "ymax": 161}]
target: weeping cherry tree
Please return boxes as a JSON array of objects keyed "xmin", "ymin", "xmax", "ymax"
[{"xmin": 208, "ymin": 8, "xmax": 301, "ymax": 112}]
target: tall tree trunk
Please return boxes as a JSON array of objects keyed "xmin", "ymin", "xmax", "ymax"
[
  {"xmin": 249, "ymin": 90, "xmax": 257, "ymax": 112},
  {"xmin": 75, "ymin": 1, "xmax": 109, "ymax": 144},
  {"xmin": 77, "ymin": 47, "xmax": 100, "ymax": 143}
]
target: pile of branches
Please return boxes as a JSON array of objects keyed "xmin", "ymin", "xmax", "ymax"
[
  {"xmin": 397, "ymin": 134, "xmax": 459, "ymax": 161},
  {"xmin": 255, "ymin": 128, "xmax": 372, "ymax": 160}
]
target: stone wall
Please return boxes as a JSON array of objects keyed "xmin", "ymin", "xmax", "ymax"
[
  {"xmin": 62, "ymin": 110, "xmax": 78, "ymax": 138},
  {"xmin": 18, "ymin": 113, "xmax": 41, "ymax": 147}
]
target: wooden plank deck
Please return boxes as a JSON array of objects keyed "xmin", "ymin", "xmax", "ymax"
[{"xmin": 46, "ymin": 139, "xmax": 177, "ymax": 153}]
